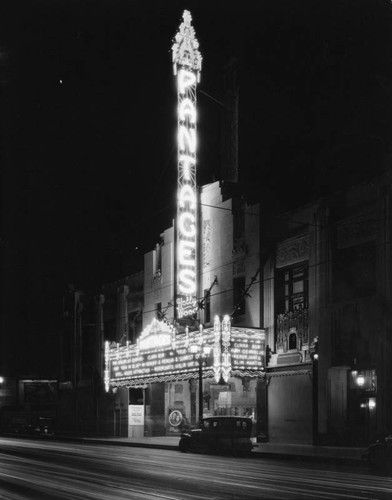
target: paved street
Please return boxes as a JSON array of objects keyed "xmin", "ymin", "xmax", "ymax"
[{"xmin": 0, "ymin": 437, "xmax": 391, "ymax": 500}]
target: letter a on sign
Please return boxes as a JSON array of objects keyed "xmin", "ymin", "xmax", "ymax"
[{"xmin": 178, "ymin": 69, "xmax": 196, "ymax": 94}]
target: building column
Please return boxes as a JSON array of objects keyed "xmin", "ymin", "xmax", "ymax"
[
  {"xmin": 313, "ymin": 205, "xmax": 332, "ymax": 438},
  {"xmin": 116, "ymin": 285, "xmax": 129, "ymax": 343},
  {"xmin": 378, "ymin": 184, "xmax": 392, "ymax": 434},
  {"xmin": 263, "ymin": 257, "xmax": 275, "ymax": 350}
]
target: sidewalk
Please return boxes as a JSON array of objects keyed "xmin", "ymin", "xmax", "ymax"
[{"xmin": 80, "ymin": 435, "xmax": 364, "ymax": 463}]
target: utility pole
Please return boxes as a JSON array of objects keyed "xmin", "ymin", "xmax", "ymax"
[{"xmin": 198, "ymin": 357, "xmax": 203, "ymax": 424}]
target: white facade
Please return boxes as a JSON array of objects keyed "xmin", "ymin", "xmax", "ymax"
[{"xmin": 143, "ymin": 181, "xmax": 261, "ymax": 329}]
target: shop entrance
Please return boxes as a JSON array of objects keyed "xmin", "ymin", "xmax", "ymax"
[
  {"xmin": 145, "ymin": 383, "xmax": 165, "ymax": 436},
  {"xmin": 268, "ymin": 371, "xmax": 313, "ymax": 444}
]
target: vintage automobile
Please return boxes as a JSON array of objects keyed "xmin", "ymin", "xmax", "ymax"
[
  {"xmin": 362, "ymin": 434, "xmax": 392, "ymax": 471},
  {"xmin": 23, "ymin": 417, "xmax": 55, "ymax": 438},
  {"xmin": 178, "ymin": 416, "xmax": 254, "ymax": 455}
]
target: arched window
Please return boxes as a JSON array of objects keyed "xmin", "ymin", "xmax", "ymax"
[{"xmin": 289, "ymin": 332, "xmax": 297, "ymax": 350}]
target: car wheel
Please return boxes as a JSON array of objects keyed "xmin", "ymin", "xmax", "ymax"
[{"xmin": 179, "ymin": 438, "xmax": 189, "ymax": 453}]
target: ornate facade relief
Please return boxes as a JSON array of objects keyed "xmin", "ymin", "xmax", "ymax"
[
  {"xmin": 276, "ymin": 235, "xmax": 309, "ymax": 269},
  {"xmin": 202, "ymin": 219, "xmax": 211, "ymax": 268},
  {"xmin": 276, "ymin": 308, "xmax": 309, "ymax": 354},
  {"xmin": 336, "ymin": 209, "xmax": 378, "ymax": 249}
]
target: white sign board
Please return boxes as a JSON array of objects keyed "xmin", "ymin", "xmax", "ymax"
[{"xmin": 129, "ymin": 405, "xmax": 144, "ymax": 426}]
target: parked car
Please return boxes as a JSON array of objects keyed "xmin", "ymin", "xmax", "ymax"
[
  {"xmin": 179, "ymin": 416, "xmax": 254, "ymax": 455},
  {"xmin": 25, "ymin": 417, "xmax": 55, "ymax": 437},
  {"xmin": 362, "ymin": 434, "xmax": 392, "ymax": 471}
]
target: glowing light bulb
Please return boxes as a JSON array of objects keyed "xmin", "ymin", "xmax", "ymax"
[{"xmin": 356, "ymin": 375, "xmax": 365, "ymax": 387}]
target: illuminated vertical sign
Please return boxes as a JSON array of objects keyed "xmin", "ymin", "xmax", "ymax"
[
  {"xmin": 172, "ymin": 11, "xmax": 202, "ymax": 319},
  {"xmin": 104, "ymin": 340, "xmax": 110, "ymax": 393}
]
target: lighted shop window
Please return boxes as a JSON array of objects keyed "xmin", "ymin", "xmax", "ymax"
[{"xmin": 350, "ymin": 369, "xmax": 377, "ymax": 391}]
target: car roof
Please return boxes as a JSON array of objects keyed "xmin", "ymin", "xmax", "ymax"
[{"xmin": 203, "ymin": 416, "xmax": 252, "ymax": 421}]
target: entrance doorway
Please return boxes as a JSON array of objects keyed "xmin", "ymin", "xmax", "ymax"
[{"xmin": 114, "ymin": 409, "xmax": 121, "ymax": 437}]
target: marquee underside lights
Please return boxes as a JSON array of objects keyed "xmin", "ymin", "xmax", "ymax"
[
  {"xmin": 172, "ymin": 11, "xmax": 202, "ymax": 319},
  {"xmin": 104, "ymin": 317, "xmax": 265, "ymax": 391}
]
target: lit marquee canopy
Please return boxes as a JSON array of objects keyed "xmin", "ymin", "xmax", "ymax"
[
  {"xmin": 105, "ymin": 317, "xmax": 265, "ymax": 390},
  {"xmin": 172, "ymin": 10, "xmax": 201, "ymax": 319}
]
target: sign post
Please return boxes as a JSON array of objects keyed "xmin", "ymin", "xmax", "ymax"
[{"xmin": 129, "ymin": 404, "xmax": 144, "ymax": 438}]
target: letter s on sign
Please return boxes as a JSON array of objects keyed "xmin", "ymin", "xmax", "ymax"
[{"xmin": 179, "ymin": 269, "xmax": 196, "ymax": 294}]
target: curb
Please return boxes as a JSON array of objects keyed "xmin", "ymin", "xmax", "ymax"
[
  {"xmin": 0, "ymin": 433, "xmax": 363, "ymax": 464},
  {"xmin": 82, "ymin": 438, "xmax": 177, "ymax": 451},
  {"xmin": 253, "ymin": 450, "xmax": 362, "ymax": 465}
]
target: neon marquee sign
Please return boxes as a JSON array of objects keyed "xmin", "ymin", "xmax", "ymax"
[
  {"xmin": 105, "ymin": 317, "xmax": 265, "ymax": 389},
  {"xmin": 172, "ymin": 11, "xmax": 202, "ymax": 319}
]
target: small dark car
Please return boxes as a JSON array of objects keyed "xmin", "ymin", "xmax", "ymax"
[
  {"xmin": 179, "ymin": 416, "xmax": 254, "ymax": 455},
  {"xmin": 362, "ymin": 434, "xmax": 392, "ymax": 471},
  {"xmin": 25, "ymin": 417, "xmax": 55, "ymax": 437}
]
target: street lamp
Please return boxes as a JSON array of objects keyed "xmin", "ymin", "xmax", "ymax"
[
  {"xmin": 310, "ymin": 338, "xmax": 319, "ymax": 445},
  {"xmin": 0, "ymin": 376, "xmax": 4, "ymax": 384},
  {"xmin": 190, "ymin": 334, "xmax": 211, "ymax": 424}
]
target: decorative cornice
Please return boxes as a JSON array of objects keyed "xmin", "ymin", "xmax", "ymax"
[
  {"xmin": 172, "ymin": 10, "xmax": 202, "ymax": 79},
  {"xmin": 267, "ymin": 368, "xmax": 311, "ymax": 378}
]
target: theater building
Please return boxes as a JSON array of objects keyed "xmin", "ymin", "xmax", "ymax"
[
  {"xmin": 103, "ymin": 10, "xmax": 392, "ymax": 445},
  {"xmin": 104, "ymin": 11, "xmax": 266, "ymax": 438}
]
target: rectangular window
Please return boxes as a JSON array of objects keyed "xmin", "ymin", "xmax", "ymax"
[
  {"xmin": 154, "ymin": 242, "xmax": 162, "ymax": 274},
  {"xmin": 204, "ymin": 289, "xmax": 211, "ymax": 324},
  {"xmin": 156, "ymin": 302, "xmax": 162, "ymax": 319},
  {"xmin": 276, "ymin": 264, "xmax": 308, "ymax": 314},
  {"xmin": 128, "ymin": 311, "xmax": 142, "ymax": 344},
  {"xmin": 233, "ymin": 276, "xmax": 246, "ymax": 316}
]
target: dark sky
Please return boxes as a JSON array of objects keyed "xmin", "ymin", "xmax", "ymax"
[{"xmin": 1, "ymin": 0, "xmax": 392, "ymax": 376}]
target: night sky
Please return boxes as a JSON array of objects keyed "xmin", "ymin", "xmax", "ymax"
[{"xmin": 1, "ymin": 0, "xmax": 392, "ymax": 376}]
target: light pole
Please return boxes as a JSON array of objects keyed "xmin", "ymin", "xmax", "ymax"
[
  {"xmin": 190, "ymin": 336, "xmax": 211, "ymax": 424},
  {"xmin": 311, "ymin": 338, "xmax": 319, "ymax": 445}
]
